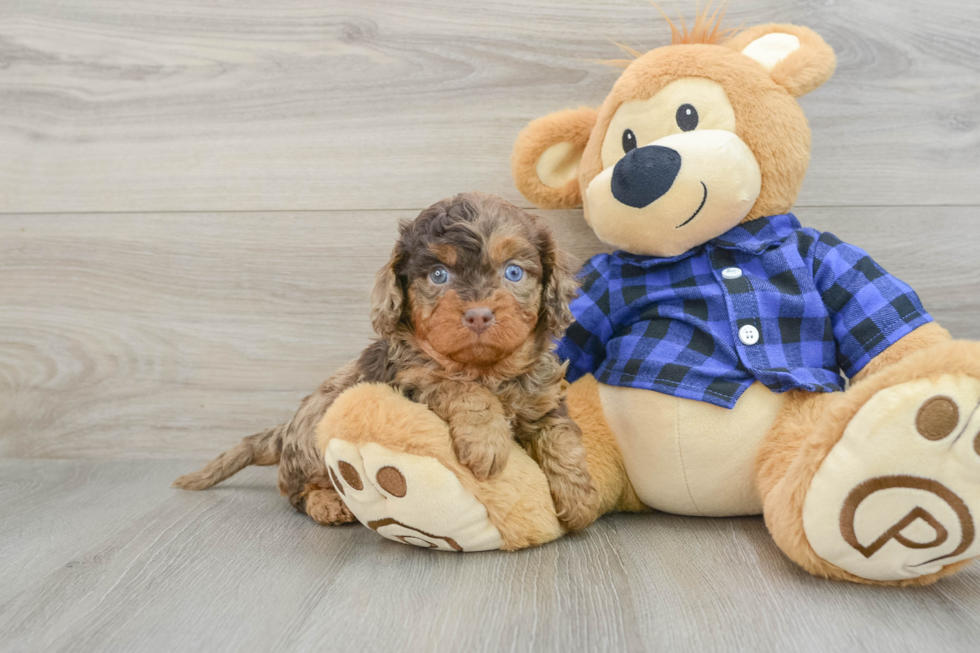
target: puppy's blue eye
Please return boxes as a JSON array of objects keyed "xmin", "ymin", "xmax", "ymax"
[
  {"xmin": 504, "ymin": 264, "xmax": 524, "ymax": 282},
  {"xmin": 429, "ymin": 266, "xmax": 449, "ymax": 285}
]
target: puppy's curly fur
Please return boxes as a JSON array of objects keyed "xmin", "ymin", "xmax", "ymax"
[{"xmin": 174, "ymin": 192, "xmax": 601, "ymax": 531}]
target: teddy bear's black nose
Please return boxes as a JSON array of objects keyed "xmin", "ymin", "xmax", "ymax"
[{"xmin": 611, "ymin": 145, "xmax": 682, "ymax": 209}]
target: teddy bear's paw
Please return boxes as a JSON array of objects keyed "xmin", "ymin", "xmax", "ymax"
[
  {"xmin": 323, "ymin": 438, "xmax": 504, "ymax": 552},
  {"xmin": 803, "ymin": 374, "xmax": 980, "ymax": 581}
]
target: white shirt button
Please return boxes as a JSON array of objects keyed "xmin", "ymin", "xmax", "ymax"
[
  {"xmin": 722, "ymin": 267, "xmax": 743, "ymax": 280},
  {"xmin": 739, "ymin": 325, "xmax": 760, "ymax": 346}
]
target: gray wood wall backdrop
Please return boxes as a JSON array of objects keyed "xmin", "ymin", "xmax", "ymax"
[
  {"xmin": 2, "ymin": 1, "xmax": 980, "ymax": 652},
  {"xmin": 2, "ymin": 0, "xmax": 979, "ymax": 459}
]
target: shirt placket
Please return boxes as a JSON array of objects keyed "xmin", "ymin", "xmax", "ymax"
[{"xmin": 709, "ymin": 247, "xmax": 766, "ymax": 377}]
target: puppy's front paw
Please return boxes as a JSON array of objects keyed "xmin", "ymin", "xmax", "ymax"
[
  {"xmin": 553, "ymin": 476, "xmax": 602, "ymax": 532},
  {"xmin": 450, "ymin": 417, "xmax": 512, "ymax": 481}
]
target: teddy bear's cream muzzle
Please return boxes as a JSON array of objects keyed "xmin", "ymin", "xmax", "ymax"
[{"xmin": 585, "ymin": 129, "xmax": 762, "ymax": 258}]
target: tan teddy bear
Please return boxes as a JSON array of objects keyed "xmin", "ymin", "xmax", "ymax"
[{"xmin": 317, "ymin": 13, "xmax": 980, "ymax": 586}]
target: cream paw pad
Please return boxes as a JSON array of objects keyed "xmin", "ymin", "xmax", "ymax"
[
  {"xmin": 804, "ymin": 375, "xmax": 980, "ymax": 581},
  {"xmin": 324, "ymin": 439, "xmax": 504, "ymax": 552}
]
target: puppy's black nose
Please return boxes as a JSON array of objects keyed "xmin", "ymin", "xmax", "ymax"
[
  {"xmin": 462, "ymin": 308, "xmax": 495, "ymax": 334},
  {"xmin": 611, "ymin": 145, "xmax": 682, "ymax": 209}
]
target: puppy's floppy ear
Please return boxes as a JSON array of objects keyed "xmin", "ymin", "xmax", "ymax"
[
  {"xmin": 536, "ymin": 225, "xmax": 579, "ymax": 336},
  {"xmin": 725, "ymin": 24, "xmax": 836, "ymax": 97},
  {"xmin": 512, "ymin": 107, "xmax": 597, "ymax": 210},
  {"xmin": 370, "ymin": 248, "xmax": 404, "ymax": 338}
]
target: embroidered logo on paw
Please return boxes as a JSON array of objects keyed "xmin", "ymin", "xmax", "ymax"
[
  {"xmin": 840, "ymin": 475, "xmax": 974, "ymax": 565},
  {"xmin": 322, "ymin": 439, "xmax": 504, "ymax": 552},
  {"xmin": 803, "ymin": 375, "xmax": 980, "ymax": 581},
  {"xmin": 366, "ymin": 518, "xmax": 463, "ymax": 551}
]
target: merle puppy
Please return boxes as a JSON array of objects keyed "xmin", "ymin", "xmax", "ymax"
[{"xmin": 174, "ymin": 192, "xmax": 601, "ymax": 531}]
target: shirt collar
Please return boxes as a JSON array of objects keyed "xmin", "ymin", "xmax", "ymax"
[
  {"xmin": 612, "ymin": 248, "xmax": 699, "ymax": 267},
  {"xmin": 607, "ymin": 213, "xmax": 801, "ymax": 267},
  {"xmin": 711, "ymin": 213, "xmax": 801, "ymax": 254}
]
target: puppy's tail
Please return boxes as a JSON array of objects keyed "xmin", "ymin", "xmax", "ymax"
[{"xmin": 173, "ymin": 424, "xmax": 284, "ymax": 491}]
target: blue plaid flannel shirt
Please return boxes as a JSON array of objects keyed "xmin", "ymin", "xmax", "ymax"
[{"xmin": 557, "ymin": 213, "xmax": 933, "ymax": 409}]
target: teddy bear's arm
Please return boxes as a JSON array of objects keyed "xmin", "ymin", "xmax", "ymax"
[
  {"xmin": 810, "ymin": 232, "xmax": 934, "ymax": 381},
  {"xmin": 851, "ymin": 322, "xmax": 951, "ymax": 384},
  {"xmin": 556, "ymin": 256, "xmax": 617, "ymax": 382}
]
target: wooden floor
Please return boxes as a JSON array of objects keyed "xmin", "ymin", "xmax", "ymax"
[{"xmin": 2, "ymin": 1, "xmax": 980, "ymax": 651}]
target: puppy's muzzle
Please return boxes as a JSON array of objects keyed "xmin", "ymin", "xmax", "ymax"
[
  {"xmin": 611, "ymin": 145, "xmax": 682, "ymax": 209},
  {"xmin": 462, "ymin": 307, "xmax": 495, "ymax": 334}
]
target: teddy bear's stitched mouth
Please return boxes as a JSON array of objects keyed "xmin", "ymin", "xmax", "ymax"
[{"xmin": 676, "ymin": 181, "xmax": 708, "ymax": 229}]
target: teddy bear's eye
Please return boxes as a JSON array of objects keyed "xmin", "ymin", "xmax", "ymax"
[
  {"xmin": 676, "ymin": 104, "xmax": 699, "ymax": 131},
  {"xmin": 622, "ymin": 129, "xmax": 637, "ymax": 153}
]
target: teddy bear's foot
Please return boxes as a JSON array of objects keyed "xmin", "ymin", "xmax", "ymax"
[
  {"xmin": 316, "ymin": 383, "xmax": 565, "ymax": 552},
  {"xmin": 803, "ymin": 374, "xmax": 980, "ymax": 581},
  {"xmin": 324, "ymin": 439, "xmax": 504, "ymax": 551}
]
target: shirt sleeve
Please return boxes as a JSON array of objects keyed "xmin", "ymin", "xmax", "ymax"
[
  {"xmin": 555, "ymin": 255, "xmax": 616, "ymax": 383},
  {"xmin": 811, "ymin": 231, "xmax": 933, "ymax": 378}
]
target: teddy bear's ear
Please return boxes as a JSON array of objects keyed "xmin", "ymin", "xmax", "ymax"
[
  {"xmin": 725, "ymin": 24, "xmax": 836, "ymax": 97},
  {"xmin": 511, "ymin": 107, "xmax": 597, "ymax": 209}
]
